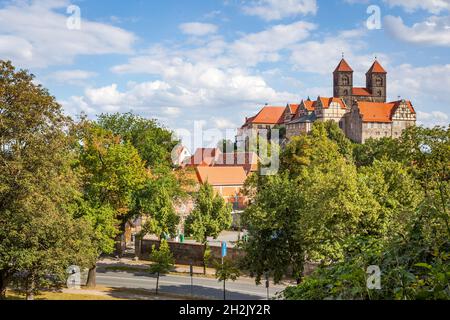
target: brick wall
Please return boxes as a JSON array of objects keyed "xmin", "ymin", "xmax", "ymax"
[{"xmin": 136, "ymin": 239, "xmax": 245, "ymax": 267}]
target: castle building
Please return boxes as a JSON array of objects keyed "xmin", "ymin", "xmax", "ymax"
[
  {"xmin": 240, "ymin": 58, "xmax": 417, "ymax": 145},
  {"xmin": 333, "ymin": 58, "xmax": 387, "ymax": 106}
]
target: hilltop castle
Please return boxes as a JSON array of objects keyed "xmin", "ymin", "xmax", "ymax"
[{"xmin": 237, "ymin": 59, "xmax": 417, "ymax": 145}]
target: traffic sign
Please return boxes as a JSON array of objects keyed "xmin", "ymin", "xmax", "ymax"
[{"xmin": 221, "ymin": 241, "xmax": 227, "ymax": 258}]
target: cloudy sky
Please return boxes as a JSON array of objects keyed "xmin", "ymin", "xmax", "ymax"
[{"xmin": 1, "ymin": 0, "xmax": 449, "ymax": 141}]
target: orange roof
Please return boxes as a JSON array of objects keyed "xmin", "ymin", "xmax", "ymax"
[
  {"xmin": 367, "ymin": 60, "xmax": 387, "ymax": 74},
  {"xmin": 318, "ymin": 97, "xmax": 347, "ymax": 109},
  {"xmin": 195, "ymin": 166, "xmax": 248, "ymax": 186},
  {"xmin": 303, "ymin": 100, "xmax": 316, "ymax": 112},
  {"xmin": 352, "ymin": 87, "xmax": 371, "ymax": 96},
  {"xmin": 334, "ymin": 59, "xmax": 353, "ymax": 72},
  {"xmin": 288, "ymin": 104, "xmax": 300, "ymax": 114},
  {"xmin": 249, "ymin": 106, "xmax": 286, "ymax": 125},
  {"xmin": 357, "ymin": 100, "xmax": 415, "ymax": 123},
  {"xmin": 185, "ymin": 148, "xmax": 221, "ymax": 167}
]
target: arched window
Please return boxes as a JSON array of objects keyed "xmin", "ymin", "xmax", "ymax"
[
  {"xmin": 342, "ymin": 75, "xmax": 349, "ymax": 85},
  {"xmin": 376, "ymin": 77, "xmax": 383, "ymax": 86},
  {"xmin": 377, "ymin": 90, "xmax": 382, "ymax": 96},
  {"xmin": 343, "ymin": 89, "xmax": 349, "ymax": 96}
]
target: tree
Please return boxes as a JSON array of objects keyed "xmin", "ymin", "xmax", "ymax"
[
  {"xmin": 97, "ymin": 112, "xmax": 177, "ymax": 169},
  {"xmin": 242, "ymin": 124, "xmax": 382, "ymax": 284},
  {"xmin": 75, "ymin": 121, "xmax": 147, "ymax": 286},
  {"xmin": 134, "ymin": 166, "xmax": 182, "ymax": 241},
  {"xmin": 149, "ymin": 240, "xmax": 175, "ymax": 295},
  {"xmin": 214, "ymin": 258, "xmax": 240, "ymax": 300},
  {"xmin": 185, "ymin": 183, "xmax": 233, "ymax": 274},
  {"xmin": 282, "ymin": 125, "xmax": 450, "ymax": 300},
  {"xmin": 0, "ymin": 61, "xmax": 97, "ymax": 299}
]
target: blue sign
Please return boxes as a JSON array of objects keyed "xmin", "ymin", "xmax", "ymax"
[{"xmin": 221, "ymin": 241, "xmax": 227, "ymax": 258}]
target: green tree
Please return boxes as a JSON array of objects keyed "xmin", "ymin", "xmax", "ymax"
[
  {"xmin": 149, "ymin": 240, "xmax": 175, "ymax": 295},
  {"xmin": 243, "ymin": 124, "xmax": 381, "ymax": 284},
  {"xmin": 97, "ymin": 112, "xmax": 177, "ymax": 169},
  {"xmin": 75, "ymin": 121, "xmax": 147, "ymax": 286},
  {"xmin": 282, "ymin": 125, "xmax": 450, "ymax": 300},
  {"xmin": 214, "ymin": 258, "xmax": 240, "ymax": 300},
  {"xmin": 0, "ymin": 61, "xmax": 96, "ymax": 299},
  {"xmin": 185, "ymin": 183, "xmax": 233, "ymax": 274}
]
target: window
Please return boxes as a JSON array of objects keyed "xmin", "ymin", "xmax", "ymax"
[
  {"xmin": 376, "ymin": 77, "xmax": 383, "ymax": 86},
  {"xmin": 342, "ymin": 75, "xmax": 349, "ymax": 85}
]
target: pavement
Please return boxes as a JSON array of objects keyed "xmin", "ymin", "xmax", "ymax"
[
  {"xmin": 95, "ymin": 269, "xmax": 287, "ymax": 300},
  {"xmin": 95, "ymin": 258, "xmax": 290, "ymax": 300}
]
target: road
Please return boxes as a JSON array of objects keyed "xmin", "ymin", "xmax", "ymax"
[{"xmin": 95, "ymin": 269, "xmax": 288, "ymax": 300}]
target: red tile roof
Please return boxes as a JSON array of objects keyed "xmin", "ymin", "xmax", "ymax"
[
  {"xmin": 319, "ymin": 97, "xmax": 347, "ymax": 109},
  {"xmin": 357, "ymin": 100, "xmax": 415, "ymax": 123},
  {"xmin": 367, "ymin": 60, "xmax": 387, "ymax": 74},
  {"xmin": 334, "ymin": 59, "xmax": 353, "ymax": 72},
  {"xmin": 184, "ymin": 148, "xmax": 221, "ymax": 167},
  {"xmin": 352, "ymin": 87, "xmax": 372, "ymax": 96},
  {"xmin": 288, "ymin": 104, "xmax": 300, "ymax": 114},
  {"xmin": 248, "ymin": 106, "xmax": 286, "ymax": 125},
  {"xmin": 195, "ymin": 166, "xmax": 248, "ymax": 186},
  {"xmin": 303, "ymin": 100, "xmax": 316, "ymax": 112}
]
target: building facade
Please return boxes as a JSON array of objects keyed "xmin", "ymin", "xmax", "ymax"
[{"xmin": 241, "ymin": 58, "xmax": 417, "ymax": 144}]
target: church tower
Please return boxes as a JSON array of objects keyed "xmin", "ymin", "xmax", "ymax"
[
  {"xmin": 366, "ymin": 60, "xmax": 387, "ymax": 103},
  {"xmin": 333, "ymin": 58, "xmax": 353, "ymax": 107}
]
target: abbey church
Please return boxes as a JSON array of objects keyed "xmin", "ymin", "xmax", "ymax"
[{"xmin": 237, "ymin": 58, "xmax": 417, "ymax": 145}]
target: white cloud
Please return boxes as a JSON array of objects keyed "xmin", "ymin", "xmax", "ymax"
[
  {"xmin": 179, "ymin": 22, "xmax": 218, "ymax": 36},
  {"xmin": 385, "ymin": 15, "xmax": 450, "ymax": 47},
  {"xmin": 0, "ymin": 0, "xmax": 136, "ymax": 68},
  {"xmin": 290, "ymin": 29, "xmax": 388, "ymax": 80},
  {"xmin": 47, "ymin": 69, "xmax": 97, "ymax": 85},
  {"xmin": 229, "ymin": 21, "xmax": 317, "ymax": 66},
  {"xmin": 417, "ymin": 111, "xmax": 449, "ymax": 127},
  {"xmin": 242, "ymin": 0, "xmax": 317, "ymax": 21},
  {"xmin": 389, "ymin": 63, "xmax": 450, "ymax": 127},
  {"xmin": 384, "ymin": 0, "xmax": 450, "ymax": 14},
  {"xmin": 211, "ymin": 117, "xmax": 237, "ymax": 129}
]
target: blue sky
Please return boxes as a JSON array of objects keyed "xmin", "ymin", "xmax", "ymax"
[{"xmin": 0, "ymin": 0, "xmax": 449, "ymax": 146}]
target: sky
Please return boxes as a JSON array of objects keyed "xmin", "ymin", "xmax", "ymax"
[{"xmin": 0, "ymin": 0, "xmax": 449, "ymax": 147}]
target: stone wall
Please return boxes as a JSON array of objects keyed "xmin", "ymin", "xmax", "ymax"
[{"xmin": 136, "ymin": 239, "xmax": 245, "ymax": 267}]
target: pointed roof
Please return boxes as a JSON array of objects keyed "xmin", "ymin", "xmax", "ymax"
[
  {"xmin": 334, "ymin": 59, "xmax": 353, "ymax": 73},
  {"xmin": 367, "ymin": 60, "xmax": 387, "ymax": 74}
]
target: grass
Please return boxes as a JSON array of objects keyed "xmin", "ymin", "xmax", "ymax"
[
  {"xmin": 5, "ymin": 289, "xmax": 120, "ymax": 300},
  {"xmin": 5, "ymin": 286, "xmax": 205, "ymax": 301}
]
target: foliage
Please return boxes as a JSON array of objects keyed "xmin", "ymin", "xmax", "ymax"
[
  {"xmin": 97, "ymin": 112, "xmax": 177, "ymax": 169},
  {"xmin": 149, "ymin": 240, "xmax": 175, "ymax": 275},
  {"xmin": 279, "ymin": 125, "xmax": 450, "ymax": 300},
  {"xmin": 0, "ymin": 60, "xmax": 97, "ymax": 299},
  {"xmin": 184, "ymin": 183, "xmax": 233, "ymax": 244},
  {"xmin": 215, "ymin": 259, "xmax": 241, "ymax": 282}
]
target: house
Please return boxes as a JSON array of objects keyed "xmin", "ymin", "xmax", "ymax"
[
  {"xmin": 171, "ymin": 145, "xmax": 191, "ymax": 167},
  {"xmin": 183, "ymin": 148, "xmax": 222, "ymax": 167},
  {"xmin": 346, "ymin": 100, "xmax": 417, "ymax": 143},
  {"xmin": 195, "ymin": 166, "xmax": 249, "ymax": 225},
  {"xmin": 236, "ymin": 105, "xmax": 286, "ymax": 149}
]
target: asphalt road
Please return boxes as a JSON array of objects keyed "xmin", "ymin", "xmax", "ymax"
[{"xmin": 96, "ymin": 269, "xmax": 288, "ymax": 300}]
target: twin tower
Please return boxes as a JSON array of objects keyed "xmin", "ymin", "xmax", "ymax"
[{"xmin": 333, "ymin": 58, "xmax": 387, "ymax": 107}]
